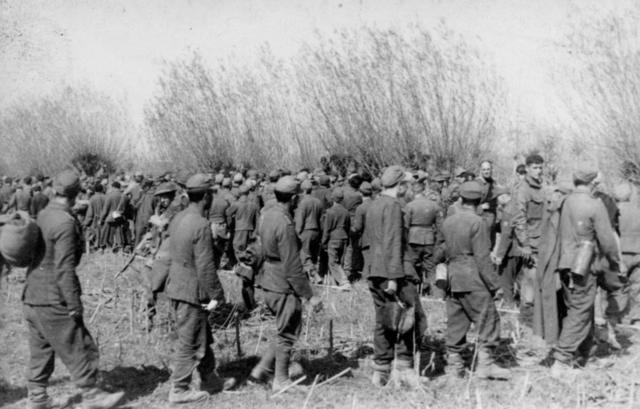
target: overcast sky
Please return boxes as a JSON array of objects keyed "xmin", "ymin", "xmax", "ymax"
[{"xmin": 0, "ymin": 0, "xmax": 631, "ymax": 125}]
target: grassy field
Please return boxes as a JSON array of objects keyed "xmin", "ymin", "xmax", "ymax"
[{"xmin": 1, "ymin": 252, "xmax": 639, "ymax": 409}]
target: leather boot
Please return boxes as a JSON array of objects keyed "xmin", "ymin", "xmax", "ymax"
[
  {"xmin": 390, "ymin": 359, "xmax": 421, "ymax": 389},
  {"xmin": 201, "ymin": 370, "xmax": 237, "ymax": 393},
  {"xmin": 77, "ymin": 387, "xmax": 125, "ymax": 409},
  {"xmin": 474, "ymin": 348, "xmax": 511, "ymax": 380},
  {"xmin": 371, "ymin": 362, "xmax": 391, "ymax": 387},
  {"xmin": 271, "ymin": 348, "xmax": 294, "ymax": 392},
  {"xmin": 444, "ymin": 351, "xmax": 465, "ymax": 378}
]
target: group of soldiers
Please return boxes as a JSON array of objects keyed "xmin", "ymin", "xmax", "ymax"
[{"xmin": 2, "ymin": 153, "xmax": 640, "ymax": 408}]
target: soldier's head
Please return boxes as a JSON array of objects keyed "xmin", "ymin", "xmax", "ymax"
[
  {"xmin": 53, "ymin": 170, "xmax": 82, "ymax": 205},
  {"xmin": 572, "ymin": 169, "xmax": 598, "ymax": 190},
  {"xmin": 300, "ymin": 179, "xmax": 313, "ymax": 194},
  {"xmin": 154, "ymin": 182, "xmax": 178, "ymax": 208},
  {"xmin": 112, "ymin": 181, "xmax": 121, "ymax": 191},
  {"xmin": 479, "ymin": 160, "xmax": 493, "ymax": 180},
  {"xmin": 94, "ymin": 182, "xmax": 104, "ymax": 194},
  {"xmin": 23, "ymin": 176, "xmax": 32, "ymax": 186},
  {"xmin": 134, "ymin": 171, "xmax": 144, "ymax": 183},
  {"xmin": 274, "ymin": 176, "xmax": 299, "ymax": 208},
  {"xmin": 459, "ymin": 181, "xmax": 483, "ymax": 208},
  {"xmin": 359, "ymin": 182, "xmax": 372, "ymax": 198},
  {"xmin": 185, "ymin": 174, "xmax": 213, "ymax": 211},
  {"xmin": 380, "ymin": 165, "xmax": 405, "ymax": 198},
  {"xmin": 515, "ymin": 164, "xmax": 526, "ymax": 181},
  {"xmin": 411, "ymin": 181, "xmax": 425, "ymax": 195},
  {"xmin": 525, "ymin": 154, "xmax": 544, "ymax": 180}
]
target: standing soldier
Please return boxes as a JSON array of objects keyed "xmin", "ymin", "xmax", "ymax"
[
  {"xmin": 227, "ymin": 184, "xmax": 259, "ymax": 261},
  {"xmin": 99, "ymin": 181, "xmax": 126, "ymax": 252},
  {"xmin": 404, "ymin": 180, "xmax": 443, "ymax": 296},
  {"xmin": 30, "ymin": 184, "xmax": 50, "ymax": 218},
  {"xmin": 477, "ymin": 160, "xmax": 498, "ymax": 245},
  {"xmin": 165, "ymin": 174, "xmax": 235, "ymax": 403},
  {"xmin": 512, "ymin": 154, "xmax": 546, "ymax": 309},
  {"xmin": 550, "ymin": 170, "xmax": 622, "ymax": 375},
  {"xmin": 23, "ymin": 170, "xmax": 124, "ymax": 409},
  {"xmin": 250, "ymin": 176, "xmax": 321, "ymax": 391},
  {"xmin": 321, "ymin": 188, "xmax": 351, "ymax": 290},
  {"xmin": 132, "ymin": 179, "xmax": 155, "ymax": 245},
  {"xmin": 363, "ymin": 166, "xmax": 425, "ymax": 387},
  {"xmin": 614, "ymin": 182, "xmax": 640, "ymax": 325},
  {"xmin": 294, "ymin": 179, "xmax": 323, "ymax": 283},
  {"xmin": 209, "ymin": 183, "xmax": 232, "ymax": 266},
  {"xmin": 83, "ymin": 183, "xmax": 106, "ymax": 252},
  {"xmin": 352, "ymin": 182, "xmax": 374, "ymax": 280},
  {"xmin": 439, "ymin": 181, "xmax": 510, "ymax": 380},
  {"xmin": 342, "ymin": 175, "xmax": 363, "ymax": 279}
]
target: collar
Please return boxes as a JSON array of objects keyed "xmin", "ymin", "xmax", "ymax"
[
  {"xmin": 525, "ymin": 175, "xmax": 542, "ymax": 189},
  {"xmin": 48, "ymin": 200, "xmax": 72, "ymax": 214}
]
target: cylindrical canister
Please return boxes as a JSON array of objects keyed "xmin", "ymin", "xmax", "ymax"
[{"xmin": 572, "ymin": 240, "xmax": 595, "ymax": 277}]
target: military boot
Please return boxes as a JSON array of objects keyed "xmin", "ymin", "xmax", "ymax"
[
  {"xmin": 371, "ymin": 362, "xmax": 391, "ymax": 387},
  {"xmin": 168, "ymin": 388, "xmax": 209, "ymax": 404},
  {"xmin": 444, "ymin": 351, "xmax": 465, "ymax": 378},
  {"xmin": 77, "ymin": 387, "xmax": 125, "ymax": 409},
  {"xmin": 201, "ymin": 370, "xmax": 237, "ymax": 393},
  {"xmin": 474, "ymin": 348, "xmax": 511, "ymax": 381},
  {"xmin": 390, "ymin": 359, "xmax": 421, "ymax": 389}
]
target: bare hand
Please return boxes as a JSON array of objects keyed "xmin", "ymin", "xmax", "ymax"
[{"xmin": 202, "ymin": 300, "xmax": 219, "ymax": 311}]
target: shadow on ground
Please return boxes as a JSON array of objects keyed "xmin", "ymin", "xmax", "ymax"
[{"xmin": 100, "ymin": 365, "xmax": 170, "ymax": 404}]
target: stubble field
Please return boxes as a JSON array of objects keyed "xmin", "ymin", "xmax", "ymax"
[{"xmin": 1, "ymin": 252, "xmax": 639, "ymax": 409}]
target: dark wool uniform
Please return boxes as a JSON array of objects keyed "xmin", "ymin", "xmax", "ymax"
[
  {"xmin": 294, "ymin": 193, "xmax": 323, "ymax": 274},
  {"xmin": 552, "ymin": 183, "xmax": 621, "ymax": 364},
  {"xmin": 209, "ymin": 193, "xmax": 231, "ymax": 263},
  {"xmin": 99, "ymin": 188, "xmax": 126, "ymax": 249},
  {"xmin": 403, "ymin": 194, "xmax": 443, "ymax": 289},
  {"xmin": 23, "ymin": 201, "xmax": 98, "ymax": 401},
  {"xmin": 478, "ymin": 176, "xmax": 498, "ymax": 244},
  {"xmin": 83, "ymin": 191, "xmax": 106, "ymax": 250},
  {"xmin": 227, "ymin": 193, "xmax": 259, "ymax": 260},
  {"xmin": 133, "ymin": 188, "xmax": 155, "ymax": 245},
  {"xmin": 166, "ymin": 201, "xmax": 225, "ymax": 392},
  {"xmin": 618, "ymin": 195, "xmax": 640, "ymax": 323},
  {"xmin": 352, "ymin": 196, "xmax": 373, "ymax": 273},
  {"xmin": 363, "ymin": 183, "xmax": 423, "ymax": 370},
  {"xmin": 441, "ymin": 205, "xmax": 501, "ymax": 353},
  {"xmin": 255, "ymin": 192, "xmax": 313, "ymax": 385},
  {"xmin": 342, "ymin": 184, "xmax": 363, "ymax": 276},
  {"xmin": 494, "ymin": 202, "xmax": 524, "ymax": 304},
  {"xmin": 322, "ymin": 199, "xmax": 351, "ymax": 286},
  {"xmin": 30, "ymin": 191, "xmax": 50, "ymax": 218}
]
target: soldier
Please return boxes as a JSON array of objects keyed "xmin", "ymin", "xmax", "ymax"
[
  {"xmin": 363, "ymin": 165, "xmax": 425, "ymax": 387},
  {"xmin": 294, "ymin": 179, "xmax": 323, "ymax": 283},
  {"xmin": 321, "ymin": 188, "xmax": 351, "ymax": 290},
  {"xmin": 404, "ymin": 180, "xmax": 444, "ymax": 297},
  {"xmin": 614, "ymin": 182, "xmax": 640, "ymax": 325},
  {"xmin": 250, "ymin": 176, "xmax": 321, "ymax": 391},
  {"xmin": 23, "ymin": 170, "xmax": 124, "ymax": 409},
  {"xmin": 227, "ymin": 184, "xmax": 259, "ymax": 261},
  {"xmin": 99, "ymin": 181, "xmax": 126, "ymax": 252},
  {"xmin": 7, "ymin": 177, "xmax": 32, "ymax": 213},
  {"xmin": 439, "ymin": 181, "xmax": 510, "ymax": 380},
  {"xmin": 477, "ymin": 160, "xmax": 498, "ymax": 245},
  {"xmin": 132, "ymin": 179, "xmax": 155, "ymax": 245},
  {"xmin": 512, "ymin": 154, "xmax": 546, "ymax": 310},
  {"xmin": 30, "ymin": 184, "xmax": 49, "ymax": 218},
  {"xmin": 165, "ymin": 174, "xmax": 234, "ymax": 403},
  {"xmin": 209, "ymin": 182, "xmax": 232, "ymax": 266},
  {"xmin": 83, "ymin": 183, "xmax": 106, "ymax": 252},
  {"xmin": 342, "ymin": 175, "xmax": 363, "ymax": 278},
  {"xmin": 550, "ymin": 170, "xmax": 622, "ymax": 375},
  {"xmin": 352, "ymin": 181, "xmax": 374, "ymax": 280}
]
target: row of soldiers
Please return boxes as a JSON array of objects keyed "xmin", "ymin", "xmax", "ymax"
[{"xmin": 5, "ymin": 153, "xmax": 640, "ymax": 408}]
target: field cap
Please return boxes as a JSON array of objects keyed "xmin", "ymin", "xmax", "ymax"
[
  {"xmin": 573, "ymin": 169, "xmax": 598, "ymax": 184},
  {"xmin": 274, "ymin": 176, "xmax": 298, "ymax": 194},
  {"xmin": 186, "ymin": 173, "xmax": 212, "ymax": 193},
  {"xmin": 222, "ymin": 177, "xmax": 231, "ymax": 188},
  {"xmin": 459, "ymin": 181, "xmax": 483, "ymax": 200},
  {"xmin": 233, "ymin": 173, "xmax": 244, "ymax": 184},
  {"xmin": 54, "ymin": 170, "xmax": 81, "ymax": 197},
  {"xmin": 154, "ymin": 182, "xmax": 178, "ymax": 196},
  {"xmin": 238, "ymin": 184, "xmax": 251, "ymax": 195},
  {"xmin": 381, "ymin": 165, "xmax": 405, "ymax": 188},
  {"xmin": 359, "ymin": 181, "xmax": 372, "ymax": 195},
  {"xmin": 331, "ymin": 187, "xmax": 344, "ymax": 201},
  {"xmin": 300, "ymin": 179, "xmax": 313, "ymax": 191}
]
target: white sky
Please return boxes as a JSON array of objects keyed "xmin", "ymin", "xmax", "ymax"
[{"xmin": 0, "ymin": 0, "xmax": 631, "ymax": 126}]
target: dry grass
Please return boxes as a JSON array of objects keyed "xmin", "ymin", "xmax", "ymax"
[{"xmin": 1, "ymin": 253, "xmax": 639, "ymax": 409}]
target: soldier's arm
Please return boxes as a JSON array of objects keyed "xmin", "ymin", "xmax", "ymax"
[
  {"xmin": 512, "ymin": 184, "xmax": 530, "ymax": 250},
  {"xmin": 54, "ymin": 220, "xmax": 83, "ymax": 315},
  {"xmin": 352, "ymin": 206, "xmax": 364, "ymax": 235},
  {"xmin": 594, "ymin": 201, "xmax": 621, "ymax": 266},
  {"xmin": 434, "ymin": 204, "xmax": 445, "ymax": 244},
  {"xmin": 472, "ymin": 219, "xmax": 500, "ymax": 292},
  {"xmin": 280, "ymin": 223, "xmax": 313, "ymax": 299},
  {"xmin": 194, "ymin": 222, "xmax": 225, "ymax": 303},
  {"xmin": 321, "ymin": 211, "xmax": 331, "ymax": 246},
  {"xmin": 383, "ymin": 201, "xmax": 404, "ymax": 279},
  {"xmin": 84, "ymin": 202, "xmax": 94, "ymax": 227},
  {"xmin": 294, "ymin": 202, "xmax": 304, "ymax": 237},
  {"xmin": 495, "ymin": 213, "xmax": 513, "ymax": 260}
]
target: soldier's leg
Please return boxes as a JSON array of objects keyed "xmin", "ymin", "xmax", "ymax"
[
  {"xmin": 196, "ymin": 314, "xmax": 219, "ymax": 391},
  {"xmin": 498, "ymin": 257, "xmax": 517, "ymax": 305},
  {"xmin": 170, "ymin": 300, "xmax": 203, "ymax": 391},
  {"xmin": 446, "ymin": 293, "xmax": 471, "ymax": 376},
  {"xmin": 24, "ymin": 305, "xmax": 56, "ymax": 405},
  {"xmin": 327, "ymin": 239, "xmax": 349, "ymax": 286},
  {"xmin": 368, "ymin": 278, "xmax": 395, "ymax": 367},
  {"xmin": 552, "ymin": 270, "xmax": 597, "ymax": 365},
  {"xmin": 343, "ymin": 239, "xmax": 353, "ymax": 278},
  {"xmin": 625, "ymin": 256, "xmax": 640, "ymax": 324},
  {"xmin": 403, "ymin": 245, "xmax": 420, "ymax": 285},
  {"xmin": 299, "ymin": 230, "xmax": 313, "ymax": 272},
  {"xmin": 264, "ymin": 292, "xmax": 303, "ymax": 387},
  {"xmin": 232, "ymin": 230, "xmax": 249, "ymax": 261},
  {"xmin": 394, "ymin": 280, "xmax": 422, "ymax": 366}
]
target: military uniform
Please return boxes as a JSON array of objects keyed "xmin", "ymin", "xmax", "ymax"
[
  {"xmin": 552, "ymin": 182, "xmax": 621, "ymax": 365},
  {"xmin": 322, "ymin": 195, "xmax": 351, "ymax": 286},
  {"xmin": 253, "ymin": 177, "xmax": 313, "ymax": 389},
  {"xmin": 99, "ymin": 186, "xmax": 126, "ymax": 250},
  {"xmin": 209, "ymin": 192, "xmax": 231, "ymax": 264},
  {"xmin": 342, "ymin": 184, "xmax": 363, "ymax": 276},
  {"xmin": 83, "ymin": 190, "xmax": 106, "ymax": 250},
  {"xmin": 165, "ymin": 175, "xmax": 226, "ymax": 399},
  {"xmin": 294, "ymin": 192, "xmax": 323, "ymax": 275},
  {"xmin": 227, "ymin": 191, "xmax": 259, "ymax": 260},
  {"xmin": 617, "ymin": 188, "xmax": 640, "ymax": 323}
]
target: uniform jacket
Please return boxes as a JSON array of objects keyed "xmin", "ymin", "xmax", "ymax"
[
  {"xmin": 0, "ymin": 184, "xmax": 14, "ymax": 207},
  {"xmin": 294, "ymin": 194, "xmax": 323, "ymax": 235},
  {"xmin": 362, "ymin": 194, "xmax": 405, "ymax": 280},
  {"xmin": 352, "ymin": 197, "xmax": 372, "ymax": 247},
  {"xmin": 23, "ymin": 201, "xmax": 83, "ymax": 313},
  {"xmin": 557, "ymin": 187, "xmax": 620, "ymax": 270},
  {"xmin": 134, "ymin": 191, "xmax": 155, "ymax": 229},
  {"xmin": 440, "ymin": 206, "xmax": 498, "ymax": 292},
  {"xmin": 404, "ymin": 195, "xmax": 443, "ymax": 246},
  {"xmin": 165, "ymin": 205, "xmax": 224, "ymax": 305},
  {"xmin": 228, "ymin": 195, "xmax": 259, "ymax": 232},
  {"xmin": 322, "ymin": 202, "xmax": 350, "ymax": 245},
  {"xmin": 311, "ymin": 186, "xmax": 332, "ymax": 212},
  {"xmin": 100, "ymin": 189, "xmax": 124, "ymax": 224},
  {"xmin": 257, "ymin": 202, "xmax": 313, "ymax": 299},
  {"xmin": 495, "ymin": 203, "xmax": 519, "ymax": 260},
  {"xmin": 619, "ymin": 201, "xmax": 640, "ymax": 254},
  {"xmin": 30, "ymin": 192, "xmax": 50, "ymax": 217},
  {"xmin": 342, "ymin": 185, "xmax": 363, "ymax": 216},
  {"xmin": 477, "ymin": 176, "xmax": 498, "ymax": 215},
  {"xmin": 83, "ymin": 192, "xmax": 105, "ymax": 229},
  {"xmin": 512, "ymin": 175, "xmax": 546, "ymax": 252},
  {"xmin": 8, "ymin": 188, "xmax": 31, "ymax": 212},
  {"xmin": 209, "ymin": 194, "xmax": 230, "ymax": 223}
]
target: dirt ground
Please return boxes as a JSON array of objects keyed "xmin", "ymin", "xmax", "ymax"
[{"xmin": 1, "ymin": 252, "xmax": 639, "ymax": 409}]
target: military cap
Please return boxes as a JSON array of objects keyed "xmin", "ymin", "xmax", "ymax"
[
  {"xmin": 274, "ymin": 176, "xmax": 299, "ymax": 194},
  {"xmin": 371, "ymin": 177, "xmax": 382, "ymax": 191},
  {"xmin": 53, "ymin": 170, "xmax": 81, "ymax": 197},
  {"xmin": 490, "ymin": 185, "xmax": 510, "ymax": 200},
  {"xmin": 268, "ymin": 170, "xmax": 281, "ymax": 181},
  {"xmin": 381, "ymin": 165, "xmax": 405, "ymax": 188},
  {"xmin": 454, "ymin": 167, "xmax": 467, "ymax": 178},
  {"xmin": 296, "ymin": 171, "xmax": 309, "ymax": 181},
  {"xmin": 415, "ymin": 170, "xmax": 429, "ymax": 182},
  {"xmin": 331, "ymin": 187, "xmax": 344, "ymax": 201},
  {"xmin": 222, "ymin": 177, "xmax": 231, "ymax": 188},
  {"xmin": 247, "ymin": 169, "xmax": 258, "ymax": 179},
  {"xmin": 175, "ymin": 169, "xmax": 191, "ymax": 187},
  {"xmin": 134, "ymin": 171, "xmax": 143, "ymax": 177},
  {"xmin": 233, "ymin": 173, "xmax": 244, "ymax": 184},
  {"xmin": 359, "ymin": 181, "xmax": 372, "ymax": 195},
  {"xmin": 246, "ymin": 178, "xmax": 257, "ymax": 189},
  {"xmin": 573, "ymin": 169, "xmax": 598, "ymax": 184},
  {"xmin": 459, "ymin": 181, "xmax": 483, "ymax": 200},
  {"xmin": 238, "ymin": 184, "xmax": 251, "ymax": 195},
  {"xmin": 154, "ymin": 182, "xmax": 178, "ymax": 196},
  {"xmin": 185, "ymin": 173, "xmax": 213, "ymax": 193},
  {"xmin": 214, "ymin": 173, "xmax": 224, "ymax": 184},
  {"xmin": 318, "ymin": 175, "xmax": 331, "ymax": 187},
  {"xmin": 613, "ymin": 182, "xmax": 632, "ymax": 202},
  {"xmin": 300, "ymin": 179, "xmax": 313, "ymax": 191}
]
